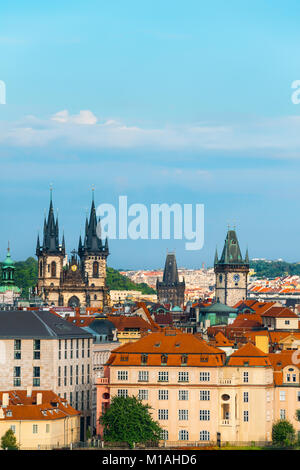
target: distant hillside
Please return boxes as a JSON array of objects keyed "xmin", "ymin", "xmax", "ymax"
[
  {"xmin": 250, "ymin": 260, "xmax": 300, "ymax": 279},
  {"xmin": 0, "ymin": 258, "xmax": 156, "ymax": 298},
  {"xmin": 106, "ymin": 267, "xmax": 156, "ymax": 294}
]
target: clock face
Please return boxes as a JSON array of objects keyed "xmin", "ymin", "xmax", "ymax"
[
  {"xmin": 233, "ymin": 274, "xmax": 240, "ymax": 282},
  {"xmin": 71, "ymin": 264, "xmax": 77, "ymax": 272}
]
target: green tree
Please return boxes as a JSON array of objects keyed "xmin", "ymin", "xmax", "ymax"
[
  {"xmin": 272, "ymin": 420, "xmax": 296, "ymax": 447},
  {"xmin": 99, "ymin": 395, "xmax": 163, "ymax": 448},
  {"xmin": 1, "ymin": 429, "xmax": 19, "ymax": 450}
]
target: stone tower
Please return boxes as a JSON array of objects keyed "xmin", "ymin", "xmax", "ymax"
[
  {"xmin": 156, "ymin": 252, "xmax": 185, "ymax": 307},
  {"xmin": 36, "ymin": 191, "xmax": 109, "ymax": 308},
  {"xmin": 78, "ymin": 196, "xmax": 110, "ymax": 307},
  {"xmin": 214, "ymin": 228, "xmax": 249, "ymax": 306},
  {"xmin": 36, "ymin": 192, "xmax": 65, "ymax": 304}
]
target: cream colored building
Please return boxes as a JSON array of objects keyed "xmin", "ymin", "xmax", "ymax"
[
  {"xmin": 0, "ymin": 390, "xmax": 80, "ymax": 449},
  {"xmin": 98, "ymin": 331, "xmax": 274, "ymax": 444}
]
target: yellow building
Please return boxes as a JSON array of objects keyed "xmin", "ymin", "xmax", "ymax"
[
  {"xmin": 0, "ymin": 390, "xmax": 80, "ymax": 450},
  {"xmin": 99, "ymin": 330, "xmax": 274, "ymax": 445}
]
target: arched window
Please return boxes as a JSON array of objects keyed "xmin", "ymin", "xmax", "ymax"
[
  {"xmin": 93, "ymin": 261, "xmax": 99, "ymax": 277},
  {"xmin": 39, "ymin": 261, "xmax": 43, "ymax": 277},
  {"xmin": 51, "ymin": 261, "xmax": 56, "ymax": 277},
  {"xmin": 199, "ymin": 430, "xmax": 210, "ymax": 441}
]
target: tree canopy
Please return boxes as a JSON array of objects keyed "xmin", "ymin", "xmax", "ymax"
[
  {"xmin": 272, "ymin": 420, "xmax": 296, "ymax": 446},
  {"xmin": 1, "ymin": 429, "xmax": 18, "ymax": 450},
  {"xmin": 99, "ymin": 395, "xmax": 163, "ymax": 448}
]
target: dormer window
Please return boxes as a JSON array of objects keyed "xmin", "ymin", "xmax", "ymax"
[
  {"xmin": 161, "ymin": 354, "xmax": 168, "ymax": 365},
  {"xmin": 141, "ymin": 354, "xmax": 148, "ymax": 365},
  {"xmin": 181, "ymin": 354, "xmax": 188, "ymax": 365}
]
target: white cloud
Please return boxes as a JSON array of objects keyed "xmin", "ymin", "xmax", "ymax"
[
  {"xmin": 2, "ymin": 110, "xmax": 300, "ymax": 156},
  {"xmin": 51, "ymin": 109, "xmax": 98, "ymax": 125}
]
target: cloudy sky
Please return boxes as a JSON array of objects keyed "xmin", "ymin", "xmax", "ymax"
[{"xmin": 1, "ymin": 0, "xmax": 300, "ymax": 269}]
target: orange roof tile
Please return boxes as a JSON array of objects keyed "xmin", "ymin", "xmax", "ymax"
[{"xmin": 227, "ymin": 342, "xmax": 272, "ymax": 367}]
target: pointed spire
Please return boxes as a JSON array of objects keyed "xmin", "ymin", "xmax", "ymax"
[
  {"xmin": 40, "ymin": 189, "xmax": 62, "ymax": 255},
  {"xmin": 36, "ymin": 234, "xmax": 41, "ymax": 256},
  {"xmin": 245, "ymin": 247, "xmax": 249, "ymax": 264},
  {"xmin": 214, "ymin": 247, "xmax": 218, "ymax": 265},
  {"xmin": 217, "ymin": 227, "xmax": 246, "ymax": 265},
  {"xmin": 105, "ymin": 236, "xmax": 109, "ymax": 253},
  {"xmin": 82, "ymin": 195, "xmax": 103, "ymax": 254}
]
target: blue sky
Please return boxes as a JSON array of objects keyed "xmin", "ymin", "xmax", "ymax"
[{"xmin": 1, "ymin": 0, "xmax": 300, "ymax": 269}]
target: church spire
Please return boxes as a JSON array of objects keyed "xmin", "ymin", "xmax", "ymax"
[
  {"xmin": 217, "ymin": 227, "xmax": 247, "ymax": 266},
  {"xmin": 40, "ymin": 189, "xmax": 63, "ymax": 254}
]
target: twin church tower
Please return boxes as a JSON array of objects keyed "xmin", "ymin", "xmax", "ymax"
[{"xmin": 36, "ymin": 191, "xmax": 109, "ymax": 308}]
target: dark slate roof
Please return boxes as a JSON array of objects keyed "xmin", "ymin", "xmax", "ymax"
[
  {"xmin": 86, "ymin": 318, "xmax": 116, "ymax": 336},
  {"xmin": 215, "ymin": 229, "xmax": 248, "ymax": 266},
  {"xmin": 0, "ymin": 310, "xmax": 93, "ymax": 339}
]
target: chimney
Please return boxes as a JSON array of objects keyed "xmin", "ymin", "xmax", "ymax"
[
  {"xmin": 2, "ymin": 393, "xmax": 9, "ymax": 408},
  {"xmin": 26, "ymin": 386, "xmax": 32, "ymax": 398},
  {"xmin": 36, "ymin": 393, "xmax": 42, "ymax": 405}
]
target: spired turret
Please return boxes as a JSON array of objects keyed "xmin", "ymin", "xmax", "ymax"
[
  {"xmin": 214, "ymin": 228, "xmax": 249, "ymax": 307},
  {"xmin": 156, "ymin": 252, "xmax": 185, "ymax": 308}
]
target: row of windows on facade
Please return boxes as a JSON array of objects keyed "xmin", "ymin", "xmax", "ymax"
[
  {"xmin": 57, "ymin": 364, "xmax": 91, "ymax": 386},
  {"xmin": 13, "ymin": 367, "xmax": 41, "ymax": 387},
  {"xmin": 13, "ymin": 339, "xmax": 91, "ymax": 361},
  {"xmin": 58, "ymin": 339, "xmax": 91, "ymax": 360},
  {"xmin": 10, "ymin": 423, "xmax": 53, "ymax": 435},
  {"xmin": 40, "ymin": 261, "xmax": 101, "ymax": 277},
  {"xmin": 64, "ymin": 390, "xmax": 90, "ymax": 411},
  {"xmin": 117, "ymin": 389, "xmax": 251, "ymax": 402},
  {"xmin": 13, "ymin": 365, "xmax": 91, "ymax": 388},
  {"xmin": 160, "ymin": 430, "xmax": 210, "ymax": 441},
  {"xmin": 117, "ymin": 370, "xmax": 250, "ymax": 383}
]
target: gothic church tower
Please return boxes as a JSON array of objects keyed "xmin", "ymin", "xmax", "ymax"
[{"xmin": 214, "ymin": 228, "xmax": 249, "ymax": 306}]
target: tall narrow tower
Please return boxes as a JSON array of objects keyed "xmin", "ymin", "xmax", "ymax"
[
  {"xmin": 214, "ymin": 228, "xmax": 249, "ymax": 306},
  {"xmin": 36, "ymin": 191, "xmax": 65, "ymax": 304},
  {"xmin": 156, "ymin": 252, "xmax": 185, "ymax": 307},
  {"xmin": 78, "ymin": 195, "xmax": 109, "ymax": 307}
]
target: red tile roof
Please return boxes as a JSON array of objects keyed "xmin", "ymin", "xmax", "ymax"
[{"xmin": 227, "ymin": 342, "xmax": 272, "ymax": 367}]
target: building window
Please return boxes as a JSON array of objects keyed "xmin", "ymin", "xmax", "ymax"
[
  {"xmin": 138, "ymin": 390, "xmax": 148, "ymax": 400},
  {"xmin": 158, "ymin": 371, "xmax": 169, "ymax": 382},
  {"xmin": 14, "ymin": 340, "xmax": 21, "ymax": 360},
  {"xmin": 76, "ymin": 365, "xmax": 79, "ymax": 385},
  {"xmin": 280, "ymin": 409, "xmax": 286, "ymax": 419},
  {"xmin": 199, "ymin": 372, "xmax": 210, "ymax": 382},
  {"xmin": 243, "ymin": 411, "xmax": 249, "ymax": 422},
  {"xmin": 93, "ymin": 261, "xmax": 99, "ymax": 277},
  {"xmin": 70, "ymin": 366, "xmax": 73, "ymax": 386},
  {"xmin": 75, "ymin": 392, "xmax": 79, "ymax": 410},
  {"xmin": 158, "ymin": 409, "xmax": 168, "ymax": 420},
  {"xmin": 199, "ymin": 390, "xmax": 210, "ymax": 401},
  {"xmin": 87, "ymin": 390, "xmax": 90, "ymax": 410},
  {"xmin": 58, "ymin": 367, "xmax": 61, "ymax": 387},
  {"xmin": 161, "ymin": 430, "xmax": 169, "ymax": 440},
  {"xmin": 81, "ymin": 391, "xmax": 84, "ymax": 410},
  {"xmin": 179, "ymin": 430, "xmax": 189, "ymax": 441},
  {"xmin": 33, "ymin": 340, "xmax": 40, "ymax": 360},
  {"xmin": 46, "ymin": 424, "xmax": 50, "ymax": 433},
  {"xmin": 141, "ymin": 354, "xmax": 148, "ymax": 365},
  {"xmin": 138, "ymin": 371, "xmax": 149, "ymax": 382},
  {"xmin": 10, "ymin": 425, "xmax": 16, "ymax": 434},
  {"xmin": 82, "ymin": 339, "xmax": 85, "ymax": 358},
  {"xmin": 293, "ymin": 374, "xmax": 297, "ymax": 383},
  {"xmin": 117, "ymin": 370, "xmax": 128, "ymax": 381},
  {"xmin": 82, "ymin": 365, "xmax": 84, "ymax": 385},
  {"xmin": 158, "ymin": 390, "xmax": 169, "ymax": 400},
  {"xmin": 51, "ymin": 261, "xmax": 56, "ymax": 277},
  {"xmin": 161, "ymin": 354, "xmax": 168, "ymax": 365},
  {"xmin": 285, "ymin": 320, "xmax": 290, "ymax": 325},
  {"xmin": 243, "ymin": 392, "xmax": 249, "ymax": 403},
  {"xmin": 33, "ymin": 367, "xmax": 40, "ymax": 386},
  {"xmin": 117, "ymin": 389, "xmax": 128, "ymax": 398},
  {"xmin": 33, "ymin": 424, "xmax": 38, "ymax": 434},
  {"xmin": 243, "ymin": 372, "xmax": 249, "ymax": 383},
  {"xmin": 178, "ymin": 390, "xmax": 189, "ymax": 401},
  {"xmin": 58, "ymin": 339, "xmax": 61, "ymax": 360},
  {"xmin": 64, "ymin": 366, "xmax": 67, "ymax": 386},
  {"xmin": 87, "ymin": 339, "xmax": 90, "ymax": 358},
  {"xmin": 297, "ymin": 391, "xmax": 300, "ymax": 402},
  {"xmin": 13, "ymin": 367, "xmax": 21, "ymax": 387},
  {"xmin": 181, "ymin": 354, "xmax": 188, "ymax": 365},
  {"xmin": 199, "ymin": 410, "xmax": 210, "ymax": 421},
  {"xmin": 178, "ymin": 372, "xmax": 189, "ymax": 383},
  {"xmin": 199, "ymin": 430, "xmax": 210, "ymax": 441},
  {"xmin": 279, "ymin": 391, "xmax": 286, "ymax": 401},
  {"xmin": 178, "ymin": 409, "xmax": 188, "ymax": 420}
]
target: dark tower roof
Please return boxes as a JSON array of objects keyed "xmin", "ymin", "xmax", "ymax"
[
  {"xmin": 215, "ymin": 229, "xmax": 248, "ymax": 266},
  {"xmin": 162, "ymin": 252, "xmax": 179, "ymax": 284},
  {"xmin": 79, "ymin": 197, "xmax": 109, "ymax": 256},
  {"xmin": 37, "ymin": 194, "xmax": 63, "ymax": 256}
]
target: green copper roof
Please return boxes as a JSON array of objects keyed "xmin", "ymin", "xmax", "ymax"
[
  {"xmin": 2, "ymin": 247, "xmax": 15, "ymax": 268},
  {"xmin": 0, "ymin": 285, "xmax": 20, "ymax": 293},
  {"xmin": 200, "ymin": 302, "xmax": 238, "ymax": 314},
  {"xmin": 215, "ymin": 229, "xmax": 248, "ymax": 266}
]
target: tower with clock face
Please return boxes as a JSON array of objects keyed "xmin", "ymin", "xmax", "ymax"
[
  {"xmin": 36, "ymin": 192, "xmax": 109, "ymax": 308},
  {"xmin": 214, "ymin": 228, "xmax": 249, "ymax": 307}
]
